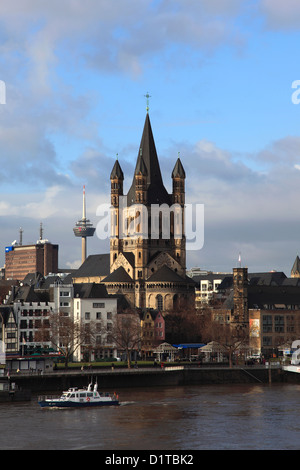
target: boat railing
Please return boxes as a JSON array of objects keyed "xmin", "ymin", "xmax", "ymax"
[{"xmin": 38, "ymin": 394, "xmax": 59, "ymax": 401}]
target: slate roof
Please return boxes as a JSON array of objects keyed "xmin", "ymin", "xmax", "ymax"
[
  {"xmin": 73, "ymin": 283, "xmax": 110, "ymax": 299},
  {"xmin": 291, "ymin": 255, "xmax": 300, "ymax": 275},
  {"xmin": 0, "ymin": 306, "xmax": 16, "ymax": 325},
  {"xmin": 147, "ymin": 265, "xmax": 195, "ymax": 284},
  {"xmin": 192, "ymin": 273, "xmax": 229, "ymax": 284},
  {"xmin": 122, "ymin": 252, "xmax": 135, "ymax": 267},
  {"xmin": 247, "ymin": 285, "xmax": 300, "ymax": 309},
  {"xmin": 72, "ymin": 254, "xmax": 110, "ymax": 278},
  {"xmin": 110, "ymin": 159, "xmax": 124, "ymax": 180},
  {"xmin": 138, "ymin": 308, "xmax": 163, "ymax": 321},
  {"xmin": 102, "ymin": 266, "xmax": 134, "ymax": 283},
  {"xmin": 218, "ymin": 271, "xmax": 290, "ymax": 291},
  {"xmin": 220, "ymin": 283, "xmax": 300, "ymax": 310},
  {"xmin": 22, "ymin": 272, "xmax": 44, "ymax": 286},
  {"xmin": 172, "ymin": 158, "xmax": 185, "ymax": 178},
  {"xmin": 135, "ymin": 153, "xmax": 148, "ymax": 176},
  {"xmin": 11, "ymin": 285, "xmax": 43, "ymax": 303},
  {"xmin": 39, "ymin": 275, "xmax": 62, "ymax": 289}
]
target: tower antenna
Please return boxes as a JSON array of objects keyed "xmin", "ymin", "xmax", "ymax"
[{"xmin": 73, "ymin": 185, "xmax": 95, "ymax": 264}]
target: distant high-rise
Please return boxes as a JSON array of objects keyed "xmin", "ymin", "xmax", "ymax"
[
  {"xmin": 5, "ymin": 225, "xmax": 58, "ymax": 281},
  {"xmin": 73, "ymin": 186, "xmax": 95, "ymax": 264}
]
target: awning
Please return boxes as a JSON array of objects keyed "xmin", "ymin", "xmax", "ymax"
[
  {"xmin": 173, "ymin": 343, "xmax": 205, "ymax": 349},
  {"xmin": 198, "ymin": 342, "xmax": 227, "ymax": 353}
]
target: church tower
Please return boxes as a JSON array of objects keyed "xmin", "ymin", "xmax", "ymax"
[
  {"xmin": 172, "ymin": 156, "xmax": 186, "ymax": 271},
  {"xmin": 110, "ymin": 159, "xmax": 124, "ymax": 270},
  {"xmin": 105, "ymin": 109, "xmax": 194, "ymax": 310},
  {"xmin": 232, "ymin": 267, "xmax": 248, "ymax": 324}
]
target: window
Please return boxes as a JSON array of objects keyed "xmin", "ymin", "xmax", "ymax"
[
  {"xmin": 96, "ymin": 312, "xmax": 101, "ymax": 320},
  {"xmin": 85, "ymin": 312, "xmax": 90, "ymax": 320},
  {"xmin": 107, "ymin": 312, "xmax": 112, "ymax": 319},
  {"xmin": 93, "ymin": 302, "xmax": 105, "ymax": 308},
  {"xmin": 263, "ymin": 336, "xmax": 272, "ymax": 346},
  {"xmin": 275, "ymin": 315, "xmax": 284, "ymax": 333},
  {"xmin": 156, "ymin": 295, "xmax": 163, "ymax": 311},
  {"xmin": 262, "ymin": 315, "xmax": 272, "ymax": 333},
  {"xmin": 96, "ymin": 336, "xmax": 102, "ymax": 345}
]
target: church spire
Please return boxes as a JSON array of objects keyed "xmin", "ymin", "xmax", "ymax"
[
  {"xmin": 127, "ymin": 113, "xmax": 170, "ymax": 205},
  {"xmin": 172, "ymin": 156, "xmax": 186, "ymax": 179},
  {"xmin": 110, "ymin": 159, "xmax": 124, "ymax": 180},
  {"xmin": 291, "ymin": 255, "xmax": 300, "ymax": 278}
]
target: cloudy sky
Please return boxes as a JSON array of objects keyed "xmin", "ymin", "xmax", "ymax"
[{"xmin": 1, "ymin": 0, "xmax": 300, "ymax": 275}]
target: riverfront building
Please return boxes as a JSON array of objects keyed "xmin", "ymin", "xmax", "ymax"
[
  {"xmin": 0, "ymin": 275, "xmax": 118, "ymax": 361},
  {"xmin": 216, "ymin": 267, "xmax": 300, "ymax": 357}
]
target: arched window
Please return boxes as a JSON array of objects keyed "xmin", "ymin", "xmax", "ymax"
[{"xmin": 156, "ymin": 294, "xmax": 163, "ymax": 311}]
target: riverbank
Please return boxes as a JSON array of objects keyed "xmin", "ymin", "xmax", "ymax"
[{"xmin": 5, "ymin": 364, "xmax": 300, "ymax": 393}]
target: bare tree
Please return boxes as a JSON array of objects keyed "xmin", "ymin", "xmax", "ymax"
[
  {"xmin": 200, "ymin": 309, "xmax": 249, "ymax": 367},
  {"xmin": 35, "ymin": 311, "xmax": 96, "ymax": 368},
  {"xmin": 164, "ymin": 304, "xmax": 207, "ymax": 344},
  {"xmin": 110, "ymin": 309, "xmax": 141, "ymax": 368}
]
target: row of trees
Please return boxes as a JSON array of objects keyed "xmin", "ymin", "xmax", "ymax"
[
  {"xmin": 35, "ymin": 310, "xmax": 142, "ymax": 368},
  {"xmin": 35, "ymin": 305, "xmax": 250, "ymax": 368},
  {"xmin": 165, "ymin": 305, "xmax": 249, "ymax": 367}
]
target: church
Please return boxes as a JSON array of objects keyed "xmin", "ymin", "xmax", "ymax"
[{"xmin": 102, "ymin": 112, "xmax": 195, "ymax": 311}]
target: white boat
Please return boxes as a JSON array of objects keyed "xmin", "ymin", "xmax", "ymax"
[{"xmin": 38, "ymin": 382, "xmax": 119, "ymax": 408}]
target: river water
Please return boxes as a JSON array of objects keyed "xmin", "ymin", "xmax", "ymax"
[{"xmin": 1, "ymin": 383, "xmax": 300, "ymax": 450}]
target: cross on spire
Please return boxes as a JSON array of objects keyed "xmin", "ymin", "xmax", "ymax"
[{"xmin": 144, "ymin": 92, "xmax": 151, "ymax": 113}]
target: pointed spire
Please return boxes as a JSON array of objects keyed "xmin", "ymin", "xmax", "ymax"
[
  {"xmin": 172, "ymin": 156, "xmax": 185, "ymax": 178},
  {"xmin": 137, "ymin": 113, "xmax": 162, "ymax": 182},
  {"xmin": 110, "ymin": 159, "xmax": 124, "ymax": 180},
  {"xmin": 291, "ymin": 255, "xmax": 300, "ymax": 277},
  {"xmin": 135, "ymin": 148, "xmax": 148, "ymax": 176},
  {"xmin": 127, "ymin": 113, "xmax": 170, "ymax": 205}
]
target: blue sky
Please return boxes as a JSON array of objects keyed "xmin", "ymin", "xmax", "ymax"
[{"xmin": 1, "ymin": 0, "xmax": 300, "ymax": 275}]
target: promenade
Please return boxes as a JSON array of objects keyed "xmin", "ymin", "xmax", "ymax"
[{"xmin": 5, "ymin": 363, "xmax": 298, "ymax": 393}]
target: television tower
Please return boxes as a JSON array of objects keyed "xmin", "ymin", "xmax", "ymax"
[{"xmin": 73, "ymin": 186, "xmax": 95, "ymax": 264}]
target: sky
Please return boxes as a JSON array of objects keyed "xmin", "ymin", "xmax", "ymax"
[{"xmin": 1, "ymin": 0, "xmax": 300, "ymax": 276}]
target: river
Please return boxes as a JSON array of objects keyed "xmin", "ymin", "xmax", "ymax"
[{"xmin": 0, "ymin": 383, "xmax": 299, "ymax": 450}]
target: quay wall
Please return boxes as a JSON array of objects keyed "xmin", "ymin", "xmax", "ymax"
[{"xmin": 6, "ymin": 366, "xmax": 300, "ymax": 393}]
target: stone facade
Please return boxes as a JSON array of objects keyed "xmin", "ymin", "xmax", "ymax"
[{"xmin": 102, "ymin": 113, "xmax": 195, "ymax": 310}]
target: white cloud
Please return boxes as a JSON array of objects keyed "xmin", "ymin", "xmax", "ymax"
[{"xmin": 260, "ymin": 0, "xmax": 300, "ymax": 30}]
